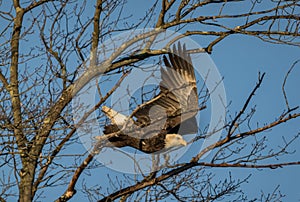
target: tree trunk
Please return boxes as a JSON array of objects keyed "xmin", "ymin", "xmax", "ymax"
[{"xmin": 18, "ymin": 156, "xmax": 37, "ymax": 202}]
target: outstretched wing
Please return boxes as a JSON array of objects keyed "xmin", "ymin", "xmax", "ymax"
[{"xmin": 132, "ymin": 43, "xmax": 199, "ymax": 135}]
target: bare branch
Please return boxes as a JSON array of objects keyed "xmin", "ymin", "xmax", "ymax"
[
  {"xmin": 227, "ymin": 73, "xmax": 266, "ymax": 138},
  {"xmin": 282, "ymin": 60, "xmax": 299, "ymax": 110}
]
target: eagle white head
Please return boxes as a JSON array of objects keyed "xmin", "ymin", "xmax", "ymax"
[{"xmin": 164, "ymin": 134, "xmax": 187, "ymax": 149}]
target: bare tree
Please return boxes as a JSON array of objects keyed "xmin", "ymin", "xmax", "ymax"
[{"xmin": 0, "ymin": 0, "xmax": 299, "ymax": 201}]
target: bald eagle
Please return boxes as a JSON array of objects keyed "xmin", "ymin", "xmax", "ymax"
[{"xmin": 102, "ymin": 43, "xmax": 199, "ymax": 153}]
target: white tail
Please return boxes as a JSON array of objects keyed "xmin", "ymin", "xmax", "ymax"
[{"xmin": 102, "ymin": 106, "xmax": 129, "ymax": 126}]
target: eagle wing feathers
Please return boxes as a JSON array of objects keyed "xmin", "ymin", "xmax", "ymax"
[
  {"xmin": 102, "ymin": 43, "xmax": 199, "ymax": 153},
  {"xmin": 132, "ymin": 43, "xmax": 198, "ymax": 135}
]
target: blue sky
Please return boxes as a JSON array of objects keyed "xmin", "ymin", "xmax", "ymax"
[
  {"xmin": 211, "ymin": 35, "xmax": 300, "ymax": 201},
  {"xmin": 1, "ymin": 1, "xmax": 299, "ymax": 201},
  {"xmin": 76, "ymin": 1, "xmax": 300, "ymax": 201},
  {"xmin": 95, "ymin": 1, "xmax": 300, "ymax": 201}
]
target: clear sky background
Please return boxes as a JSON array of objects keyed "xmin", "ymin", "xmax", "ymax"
[
  {"xmin": 1, "ymin": 1, "xmax": 299, "ymax": 201},
  {"xmin": 210, "ymin": 36, "xmax": 300, "ymax": 201}
]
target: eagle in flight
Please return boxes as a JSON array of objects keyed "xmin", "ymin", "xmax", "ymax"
[{"xmin": 102, "ymin": 43, "xmax": 199, "ymax": 153}]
